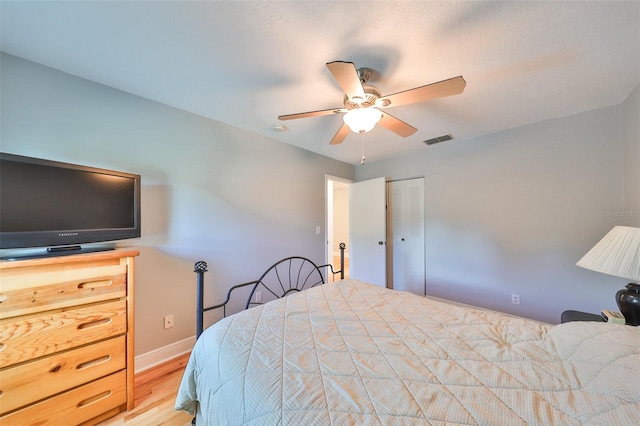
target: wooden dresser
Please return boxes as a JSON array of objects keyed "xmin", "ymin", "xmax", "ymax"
[{"xmin": 0, "ymin": 249, "xmax": 138, "ymax": 425}]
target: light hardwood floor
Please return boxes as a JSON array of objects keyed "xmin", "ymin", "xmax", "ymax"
[{"xmin": 97, "ymin": 353, "xmax": 193, "ymax": 426}]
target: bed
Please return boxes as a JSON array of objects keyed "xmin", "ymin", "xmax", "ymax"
[{"xmin": 176, "ymin": 272, "xmax": 639, "ymax": 424}]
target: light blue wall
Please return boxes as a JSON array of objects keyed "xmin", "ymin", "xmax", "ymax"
[
  {"xmin": 357, "ymin": 88, "xmax": 639, "ymax": 324},
  {"xmin": 0, "ymin": 53, "xmax": 355, "ymax": 354},
  {"xmin": 2, "ymin": 50, "xmax": 637, "ymax": 340},
  {"xmin": 623, "ymin": 85, "xmax": 640, "ymax": 227}
]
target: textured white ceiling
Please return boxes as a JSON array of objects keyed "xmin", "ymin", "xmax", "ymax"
[{"xmin": 1, "ymin": 1, "xmax": 638, "ymax": 165}]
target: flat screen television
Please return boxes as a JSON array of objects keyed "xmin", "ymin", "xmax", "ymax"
[{"xmin": 0, "ymin": 153, "xmax": 141, "ymax": 256}]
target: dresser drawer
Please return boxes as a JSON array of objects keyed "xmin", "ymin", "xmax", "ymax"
[
  {"xmin": 0, "ymin": 335, "xmax": 126, "ymax": 414},
  {"xmin": 0, "ymin": 370, "xmax": 127, "ymax": 426},
  {"xmin": 0, "ymin": 261, "xmax": 127, "ymax": 320},
  {"xmin": 0, "ymin": 300, "xmax": 126, "ymax": 368}
]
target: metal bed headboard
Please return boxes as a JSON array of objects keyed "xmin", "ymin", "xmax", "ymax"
[{"xmin": 193, "ymin": 243, "xmax": 346, "ymax": 339}]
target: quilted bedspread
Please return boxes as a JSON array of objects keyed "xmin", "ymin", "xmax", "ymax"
[{"xmin": 175, "ymin": 279, "xmax": 640, "ymax": 425}]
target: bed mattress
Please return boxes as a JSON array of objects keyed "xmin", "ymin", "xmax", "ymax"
[{"xmin": 175, "ymin": 279, "xmax": 639, "ymax": 425}]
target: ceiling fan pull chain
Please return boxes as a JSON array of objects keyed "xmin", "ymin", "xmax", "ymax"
[{"xmin": 360, "ymin": 131, "xmax": 366, "ymax": 165}]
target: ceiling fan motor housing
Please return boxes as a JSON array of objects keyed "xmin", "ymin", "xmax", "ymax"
[{"xmin": 344, "ymin": 84, "xmax": 382, "ymax": 110}]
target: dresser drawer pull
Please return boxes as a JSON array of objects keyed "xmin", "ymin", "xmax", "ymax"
[
  {"xmin": 50, "ymin": 364, "xmax": 63, "ymax": 373},
  {"xmin": 78, "ymin": 280, "xmax": 113, "ymax": 289},
  {"xmin": 77, "ymin": 390, "xmax": 112, "ymax": 407},
  {"xmin": 77, "ymin": 318, "xmax": 112, "ymax": 329},
  {"xmin": 77, "ymin": 355, "xmax": 111, "ymax": 370},
  {"xmin": 0, "ymin": 295, "xmax": 6, "ymax": 303}
]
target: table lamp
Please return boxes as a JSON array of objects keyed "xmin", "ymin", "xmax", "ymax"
[{"xmin": 576, "ymin": 226, "xmax": 640, "ymax": 326}]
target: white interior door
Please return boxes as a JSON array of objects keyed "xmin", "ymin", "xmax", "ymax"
[
  {"xmin": 387, "ymin": 178, "xmax": 425, "ymax": 295},
  {"xmin": 349, "ymin": 177, "xmax": 387, "ymax": 287}
]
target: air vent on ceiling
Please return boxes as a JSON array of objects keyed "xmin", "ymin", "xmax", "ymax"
[{"xmin": 423, "ymin": 134, "xmax": 453, "ymax": 145}]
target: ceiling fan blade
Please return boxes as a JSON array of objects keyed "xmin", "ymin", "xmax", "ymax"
[
  {"xmin": 379, "ymin": 111, "xmax": 417, "ymax": 137},
  {"xmin": 330, "ymin": 123, "xmax": 351, "ymax": 145},
  {"xmin": 278, "ymin": 107, "xmax": 344, "ymax": 121},
  {"xmin": 326, "ymin": 61, "xmax": 366, "ymax": 101},
  {"xmin": 383, "ymin": 76, "xmax": 466, "ymax": 108}
]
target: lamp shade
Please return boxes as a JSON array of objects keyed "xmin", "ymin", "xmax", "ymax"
[
  {"xmin": 343, "ymin": 108, "xmax": 383, "ymax": 134},
  {"xmin": 576, "ymin": 226, "xmax": 640, "ymax": 281}
]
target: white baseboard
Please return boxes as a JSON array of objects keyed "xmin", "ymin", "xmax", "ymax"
[{"xmin": 135, "ymin": 335, "xmax": 196, "ymax": 374}]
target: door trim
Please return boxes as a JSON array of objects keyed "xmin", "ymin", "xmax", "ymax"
[{"xmin": 325, "ymin": 175, "xmax": 354, "ymax": 268}]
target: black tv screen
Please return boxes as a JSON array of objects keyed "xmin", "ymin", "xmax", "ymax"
[{"xmin": 0, "ymin": 153, "xmax": 141, "ymax": 251}]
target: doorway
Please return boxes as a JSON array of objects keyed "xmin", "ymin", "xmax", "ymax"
[
  {"xmin": 326, "ymin": 176, "xmax": 387, "ymax": 286},
  {"xmin": 326, "ymin": 176, "xmax": 352, "ymax": 280},
  {"xmin": 326, "ymin": 176, "xmax": 425, "ymax": 295}
]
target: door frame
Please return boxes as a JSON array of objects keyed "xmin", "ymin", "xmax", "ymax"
[{"xmin": 325, "ymin": 175, "xmax": 354, "ymax": 268}]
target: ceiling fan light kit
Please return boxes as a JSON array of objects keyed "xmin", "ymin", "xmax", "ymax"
[
  {"xmin": 278, "ymin": 60, "xmax": 466, "ymax": 147},
  {"xmin": 343, "ymin": 108, "xmax": 383, "ymax": 134}
]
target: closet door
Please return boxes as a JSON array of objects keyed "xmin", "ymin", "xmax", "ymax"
[{"xmin": 387, "ymin": 178, "xmax": 425, "ymax": 295}]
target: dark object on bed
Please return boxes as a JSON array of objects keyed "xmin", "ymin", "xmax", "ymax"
[
  {"xmin": 560, "ymin": 310, "xmax": 605, "ymax": 323},
  {"xmin": 193, "ymin": 244, "xmax": 346, "ymax": 338}
]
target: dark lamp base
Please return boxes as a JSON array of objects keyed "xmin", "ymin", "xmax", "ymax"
[{"xmin": 616, "ymin": 283, "xmax": 640, "ymax": 326}]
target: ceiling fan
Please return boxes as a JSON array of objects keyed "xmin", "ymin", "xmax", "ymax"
[{"xmin": 278, "ymin": 61, "xmax": 466, "ymax": 145}]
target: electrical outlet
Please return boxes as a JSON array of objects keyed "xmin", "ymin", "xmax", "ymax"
[
  {"xmin": 511, "ymin": 294, "xmax": 521, "ymax": 305},
  {"xmin": 255, "ymin": 291, "xmax": 262, "ymax": 303},
  {"xmin": 164, "ymin": 314, "xmax": 174, "ymax": 329}
]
